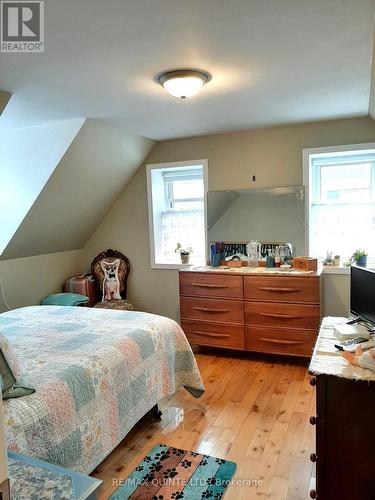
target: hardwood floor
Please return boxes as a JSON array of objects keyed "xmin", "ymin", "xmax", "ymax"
[{"xmin": 92, "ymin": 349, "xmax": 316, "ymax": 499}]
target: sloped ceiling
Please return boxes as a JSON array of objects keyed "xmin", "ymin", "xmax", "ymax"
[
  {"xmin": 0, "ymin": 91, "xmax": 11, "ymax": 115},
  {"xmin": 0, "ymin": 119, "xmax": 85, "ymax": 255},
  {"xmin": 1, "ymin": 119, "xmax": 154, "ymax": 260}
]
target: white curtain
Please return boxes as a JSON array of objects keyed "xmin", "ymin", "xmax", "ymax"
[
  {"xmin": 310, "ymin": 202, "xmax": 375, "ymax": 262},
  {"xmin": 161, "ymin": 209, "xmax": 205, "ymax": 264}
]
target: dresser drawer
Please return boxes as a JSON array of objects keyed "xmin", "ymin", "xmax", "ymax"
[
  {"xmin": 181, "ymin": 320, "xmax": 244, "ymax": 349},
  {"xmin": 245, "ymin": 326, "xmax": 316, "ymax": 357},
  {"xmin": 245, "ymin": 301, "xmax": 320, "ymax": 330},
  {"xmin": 244, "ymin": 276, "xmax": 319, "ymax": 304},
  {"xmin": 179, "ymin": 272, "xmax": 243, "ymax": 299},
  {"xmin": 180, "ymin": 296, "xmax": 244, "ymax": 324}
]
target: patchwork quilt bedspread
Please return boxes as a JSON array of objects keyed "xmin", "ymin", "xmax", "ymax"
[{"xmin": 0, "ymin": 306, "xmax": 204, "ymax": 473}]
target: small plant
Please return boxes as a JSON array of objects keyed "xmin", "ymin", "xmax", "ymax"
[
  {"xmin": 351, "ymin": 249, "xmax": 368, "ymax": 267},
  {"xmin": 351, "ymin": 249, "xmax": 367, "ymax": 261},
  {"xmin": 175, "ymin": 243, "xmax": 193, "ymax": 255},
  {"xmin": 175, "ymin": 243, "xmax": 193, "ymax": 264}
]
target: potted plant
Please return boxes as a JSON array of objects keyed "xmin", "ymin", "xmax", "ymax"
[
  {"xmin": 334, "ymin": 255, "xmax": 340, "ymax": 266},
  {"xmin": 175, "ymin": 243, "xmax": 193, "ymax": 265},
  {"xmin": 351, "ymin": 249, "xmax": 368, "ymax": 267}
]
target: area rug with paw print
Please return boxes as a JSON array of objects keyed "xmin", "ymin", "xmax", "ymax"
[{"xmin": 109, "ymin": 443, "xmax": 237, "ymax": 499}]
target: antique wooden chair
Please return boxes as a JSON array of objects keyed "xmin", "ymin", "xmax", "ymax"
[{"xmin": 91, "ymin": 249, "xmax": 134, "ymax": 311}]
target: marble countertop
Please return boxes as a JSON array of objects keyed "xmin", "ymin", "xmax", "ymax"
[{"xmin": 309, "ymin": 317, "xmax": 375, "ymax": 381}]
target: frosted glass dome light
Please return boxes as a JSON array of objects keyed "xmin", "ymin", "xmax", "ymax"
[{"xmin": 158, "ymin": 70, "xmax": 210, "ymax": 99}]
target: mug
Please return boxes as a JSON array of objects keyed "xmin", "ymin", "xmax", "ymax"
[
  {"xmin": 211, "ymin": 254, "xmax": 221, "ymax": 267},
  {"xmin": 266, "ymin": 255, "xmax": 275, "ymax": 268}
]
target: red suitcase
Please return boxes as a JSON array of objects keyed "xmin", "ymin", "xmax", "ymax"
[{"xmin": 63, "ymin": 273, "xmax": 98, "ymax": 307}]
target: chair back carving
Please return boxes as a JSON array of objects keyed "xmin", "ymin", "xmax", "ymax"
[{"xmin": 91, "ymin": 249, "xmax": 130, "ymax": 301}]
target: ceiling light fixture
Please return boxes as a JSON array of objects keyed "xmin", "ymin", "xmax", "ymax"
[{"xmin": 158, "ymin": 69, "xmax": 211, "ymax": 99}]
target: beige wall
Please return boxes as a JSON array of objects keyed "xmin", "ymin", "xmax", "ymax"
[
  {"xmin": 83, "ymin": 117, "xmax": 375, "ymax": 321},
  {"xmin": 83, "ymin": 165, "xmax": 182, "ymax": 321},
  {"xmin": 144, "ymin": 117, "xmax": 375, "ymax": 190},
  {"xmin": 322, "ymin": 273, "xmax": 350, "ymax": 318},
  {"xmin": 369, "ymin": 31, "xmax": 375, "ymax": 120},
  {"xmin": 0, "ymin": 250, "xmax": 84, "ymax": 313}
]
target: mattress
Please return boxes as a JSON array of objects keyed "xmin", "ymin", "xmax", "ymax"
[{"xmin": 0, "ymin": 306, "xmax": 204, "ymax": 473}]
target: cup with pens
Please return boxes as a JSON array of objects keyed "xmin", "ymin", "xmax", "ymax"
[{"xmin": 210, "ymin": 243, "xmax": 221, "ymax": 267}]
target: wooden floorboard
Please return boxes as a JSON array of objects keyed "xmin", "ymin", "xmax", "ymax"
[{"xmin": 92, "ymin": 349, "xmax": 315, "ymax": 499}]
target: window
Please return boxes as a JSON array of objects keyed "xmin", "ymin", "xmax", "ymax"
[
  {"xmin": 147, "ymin": 160, "xmax": 208, "ymax": 268},
  {"xmin": 304, "ymin": 144, "xmax": 375, "ymax": 264}
]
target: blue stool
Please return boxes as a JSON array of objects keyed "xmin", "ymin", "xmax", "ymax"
[{"xmin": 41, "ymin": 293, "xmax": 89, "ymax": 306}]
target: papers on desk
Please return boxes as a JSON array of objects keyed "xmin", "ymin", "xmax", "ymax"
[{"xmin": 333, "ymin": 323, "xmax": 370, "ymax": 340}]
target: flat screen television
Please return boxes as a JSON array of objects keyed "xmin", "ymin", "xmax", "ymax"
[{"xmin": 350, "ymin": 266, "xmax": 375, "ymax": 326}]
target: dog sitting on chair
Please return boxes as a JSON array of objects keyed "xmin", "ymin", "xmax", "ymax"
[{"xmin": 101, "ymin": 259, "xmax": 122, "ymax": 301}]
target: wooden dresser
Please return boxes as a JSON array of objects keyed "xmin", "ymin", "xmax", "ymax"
[
  {"xmin": 309, "ymin": 317, "xmax": 375, "ymax": 500},
  {"xmin": 179, "ymin": 268, "xmax": 320, "ymax": 357}
]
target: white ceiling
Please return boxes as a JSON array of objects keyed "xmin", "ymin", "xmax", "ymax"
[{"xmin": 0, "ymin": 0, "xmax": 374, "ymax": 140}]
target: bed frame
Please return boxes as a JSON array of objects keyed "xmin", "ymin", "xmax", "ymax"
[{"xmin": 148, "ymin": 404, "xmax": 162, "ymax": 421}]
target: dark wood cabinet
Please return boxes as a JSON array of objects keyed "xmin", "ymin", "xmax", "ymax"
[
  {"xmin": 309, "ymin": 317, "xmax": 375, "ymax": 500},
  {"xmin": 310, "ymin": 374, "xmax": 375, "ymax": 500}
]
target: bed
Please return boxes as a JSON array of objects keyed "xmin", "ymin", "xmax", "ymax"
[{"xmin": 0, "ymin": 306, "xmax": 204, "ymax": 474}]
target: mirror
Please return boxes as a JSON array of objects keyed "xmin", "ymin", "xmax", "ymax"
[{"xmin": 207, "ymin": 185, "xmax": 305, "ymax": 255}]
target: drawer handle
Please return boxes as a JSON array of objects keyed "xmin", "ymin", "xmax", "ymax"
[
  {"xmin": 260, "ymin": 337, "xmax": 302, "ymax": 345},
  {"xmin": 309, "ymin": 416, "xmax": 317, "ymax": 426},
  {"xmin": 191, "ymin": 283, "xmax": 228, "ymax": 289},
  {"xmin": 310, "ymin": 453, "xmax": 317, "ymax": 463},
  {"xmin": 193, "ymin": 331, "xmax": 230, "ymax": 338},
  {"xmin": 258, "ymin": 287, "xmax": 301, "ymax": 293},
  {"xmin": 260, "ymin": 312, "xmax": 303, "ymax": 320},
  {"xmin": 193, "ymin": 307, "xmax": 230, "ymax": 313}
]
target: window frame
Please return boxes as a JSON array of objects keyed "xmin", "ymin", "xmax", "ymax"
[
  {"xmin": 146, "ymin": 159, "xmax": 208, "ymax": 269},
  {"xmin": 303, "ymin": 143, "xmax": 375, "ymax": 267},
  {"xmin": 163, "ymin": 169, "xmax": 205, "ymax": 208}
]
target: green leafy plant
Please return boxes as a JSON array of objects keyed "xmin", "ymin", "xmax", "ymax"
[
  {"xmin": 175, "ymin": 243, "xmax": 193, "ymax": 255},
  {"xmin": 351, "ymin": 249, "xmax": 368, "ymax": 261}
]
